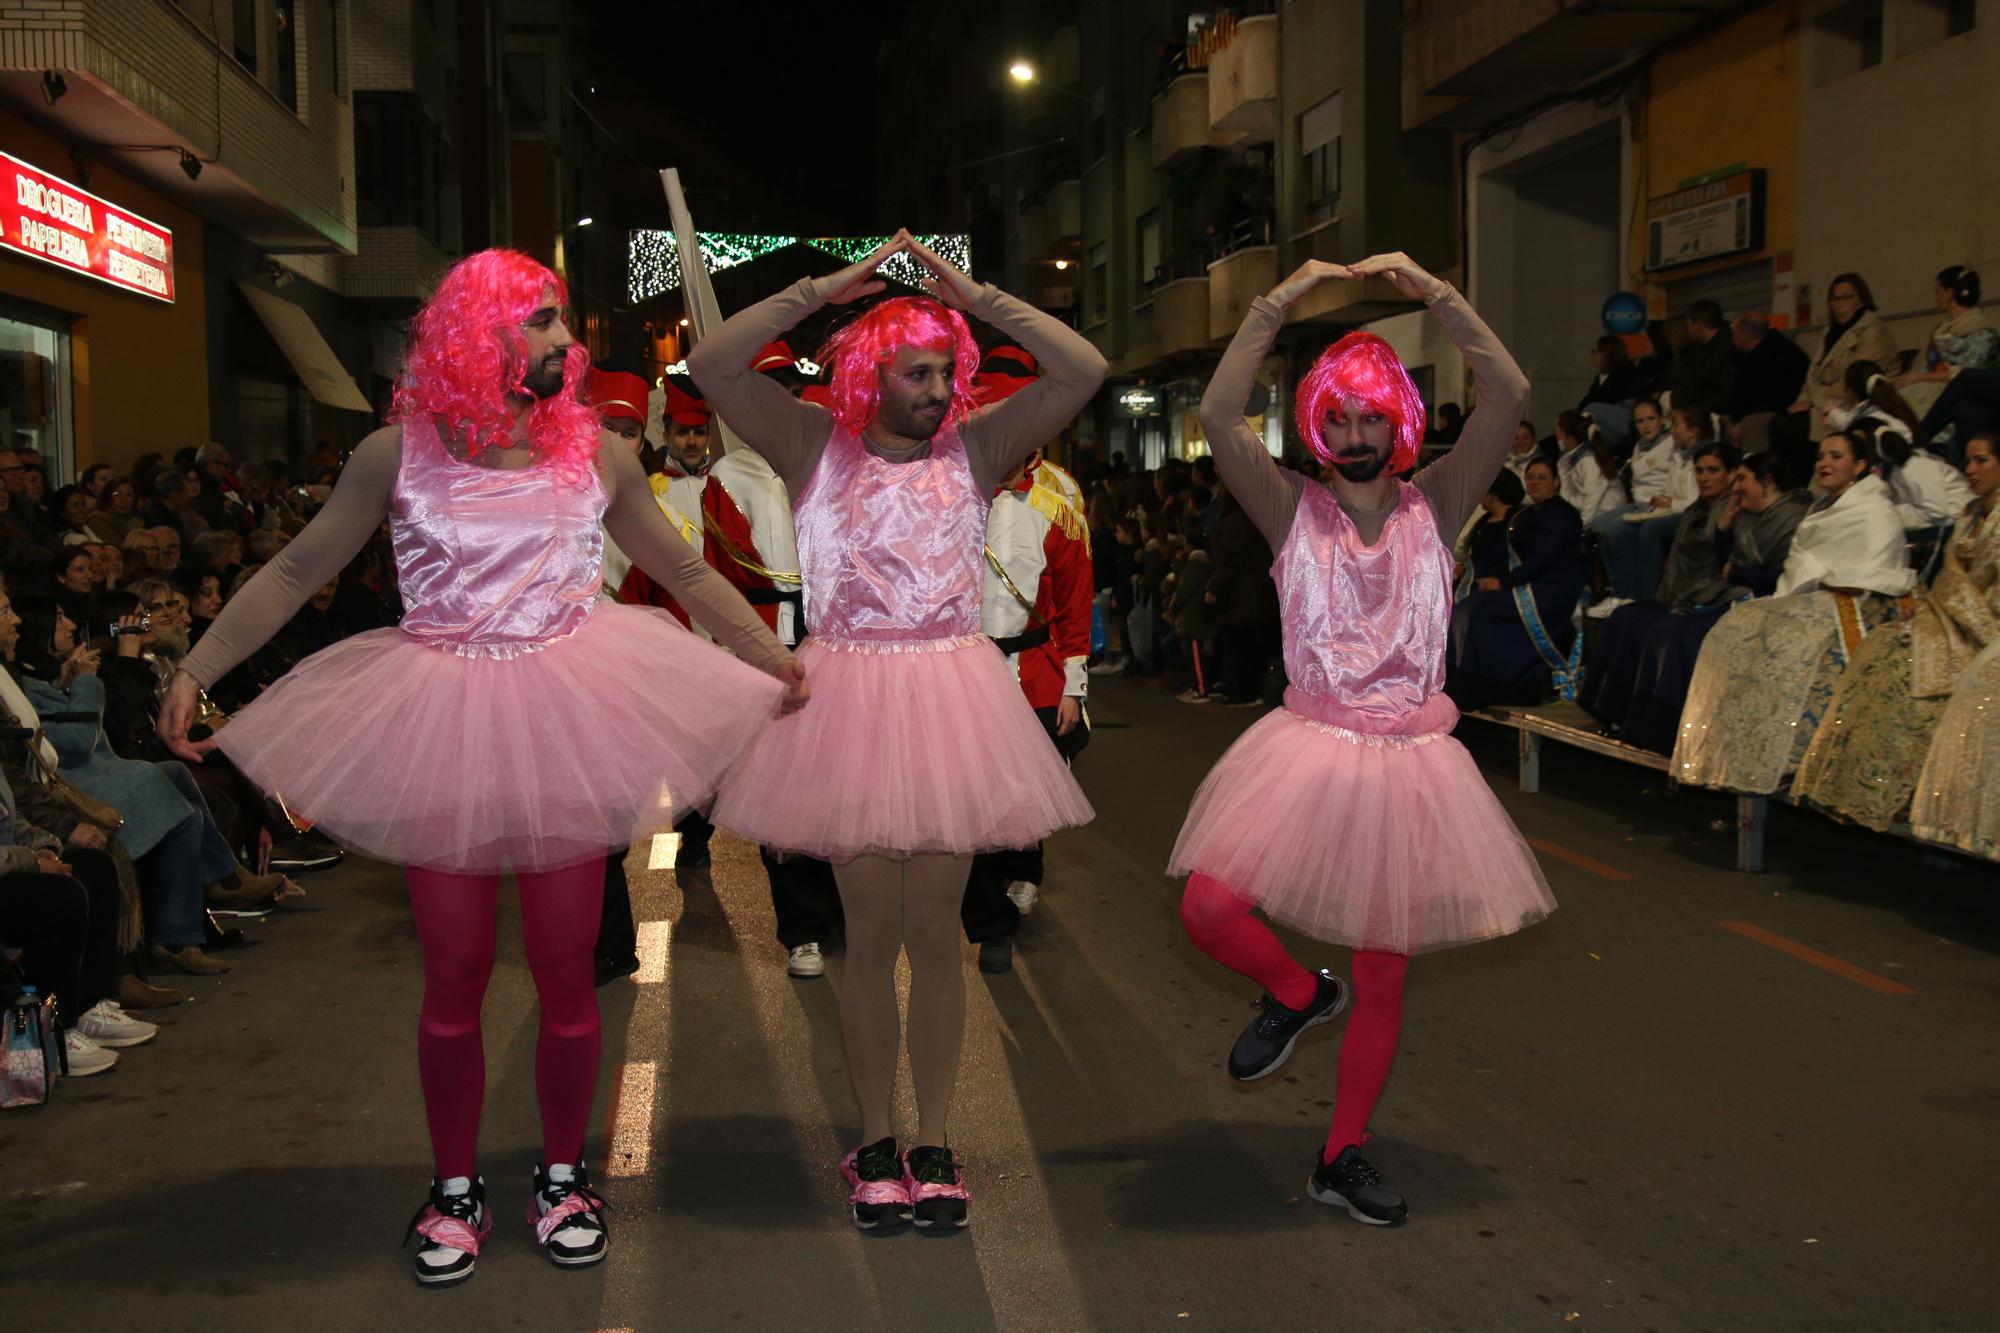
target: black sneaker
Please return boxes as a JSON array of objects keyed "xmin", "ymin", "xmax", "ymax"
[
  {"xmin": 528, "ymin": 1162, "xmax": 609, "ymax": 1267},
  {"xmin": 903, "ymin": 1145, "xmax": 970, "ymax": 1230},
  {"xmin": 1226, "ymin": 970, "xmax": 1349, "ymax": 1082},
  {"xmin": 268, "ymin": 836, "xmax": 343, "ymax": 872},
  {"xmin": 1308, "ymin": 1145, "xmax": 1408, "ymax": 1226},
  {"xmin": 977, "ymin": 938, "xmax": 1014, "ymax": 974},
  {"xmin": 404, "ymin": 1176, "xmax": 491, "ymax": 1287},
  {"xmin": 840, "ymin": 1136, "xmax": 913, "ymax": 1230},
  {"xmin": 593, "ymin": 955, "xmax": 641, "ymax": 988}
]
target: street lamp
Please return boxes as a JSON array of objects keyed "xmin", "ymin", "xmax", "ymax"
[
  {"xmin": 1009, "ymin": 61, "xmax": 1035, "ymax": 83},
  {"xmin": 1007, "ymin": 60, "xmax": 1088, "ymax": 104},
  {"xmin": 575, "ymin": 216, "xmax": 594, "ymax": 228}
]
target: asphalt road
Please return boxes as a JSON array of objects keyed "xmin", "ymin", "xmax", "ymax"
[{"xmin": 7, "ymin": 675, "xmax": 1996, "ymax": 1332}]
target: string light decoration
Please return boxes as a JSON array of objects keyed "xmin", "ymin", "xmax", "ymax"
[{"xmin": 627, "ymin": 231, "xmax": 975, "ymax": 304}]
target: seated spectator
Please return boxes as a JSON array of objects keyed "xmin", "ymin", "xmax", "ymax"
[
  {"xmin": 1447, "ymin": 457, "xmax": 1588, "ymax": 708},
  {"xmin": 78, "ymin": 462, "xmax": 113, "ymax": 498},
  {"xmin": 1502, "ymin": 419, "xmax": 1544, "ymax": 479},
  {"xmin": 87, "ymin": 541, "xmax": 124, "ymax": 593},
  {"xmin": 141, "ymin": 469, "xmax": 192, "ymax": 533},
  {"xmin": 1589, "ymin": 402, "xmax": 1703, "ymax": 613},
  {"xmin": 1726, "ymin": 311, "xmax": 1809, "ymax": 454},
  {"xmin": 1918, "ymin": 359, "xmax": 2000, "ymax": 467},
  {"xmin": 246, "ymin": 528, "xmax": 290, "ymax": 566},
  {"xmin": 1896, "ymin": 266, "xmax": 1997, "ymax": 411},
  {"xmin": 53, "ymin": 546, "xmax": 98, "ymax": 607},
  {"xmin": 89, "ymin": 475, "xmax": 141, "ymax": 543},
  {"xmin": 148, "ymin": 526, "xmax": 183, "ymax": 574},
  {"xmin": 120, "ymin": 525, "xmax": 161, "ymax": 573},
  {"xmin": 192, "ymin": 443, "xmax": 246, "ymax": 532},
  {"xmin": 1635, "ymin": 321, "xmax": 1674, "ymax": 399},
  {"xmin": 1670, "ymin": 300, "xmax": 1735, "ymax": 420},
  {"xmin": 1457, "ymin": 467, "xmax": 1525, "ymax": 582},
  {"xmin": 1427, "ymin": 402, "xmax": 1465, "ymax": 446},
  {"xmin": 1579, "ymin": 444, "xmax": 1802, "ymax": 752},
  {"xmin": 1799, "ymin": 431, "xmax": 2000, "ymax": 831},
  {"xmin": 1672, "ymin": 427, "xmax": 1914, "ymax": 794},
  {"xmin": 1785, "ymin": 272, "xmax": 1901, "ymax": 454},
  {"xmin": 1553, "ymin": 409, "xmax": 1629, "ymax": 525},
  {"xmin": 1578, "ymin": 335, "xmax": 1645, "ymax": 411},
  {"xmin": 6, "ymin": 591, "xmax": 293, "ymax": 976},
  {"xmin": 1827, "ymin": 360, "xmax": 1969, "ymax": 532},
  {"xmin": 49, "ymin": 484, "xmax": 101, "ymax": 548},
  {"xmin": 191, "ymin": 530, "xmax": 244, "ymax": 586}
]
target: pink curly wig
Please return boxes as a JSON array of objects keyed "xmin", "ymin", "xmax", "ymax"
[
  {"xmin": 390, "ymin": 249, "xmax": 599, "ymax": 482},
  {"xmin": 816, "ymin": 296, "xmax": 981, "ymax": 434},
  {"xmin": 1295, "ymin": 331, "xmax": 1426, "ymax": 473}
]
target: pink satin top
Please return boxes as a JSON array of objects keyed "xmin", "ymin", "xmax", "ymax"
[
  {"xmin": 1277, "ymin": 482, "xmax": 1459, "ymax": 737},
  {"xmin": 792, "ymin": 426, "xmax": 988, "ymax": 643},
  {"xmin": 391, "ymin": 416, "xmax": 605, "ymax": 657}
]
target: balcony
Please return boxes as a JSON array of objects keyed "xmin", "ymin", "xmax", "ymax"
[
  {"xmin": 1208, "ymin": 245, "xmax": 1277, "ymax": 341},
  {"xmin": 1018, "ymin": 179, "xmax": 1081, "ymax": 261},
  {"xmin": 1150, "ymin": 74, "xmax": 1229, "ymax": 169},
  {"xmin": 1152, "ymin": 277, "xmax": 1212, "ymax": 357},
  {"xmin": 1207, "ymin": 12, "xmax": 1278, "ymax": 142}
]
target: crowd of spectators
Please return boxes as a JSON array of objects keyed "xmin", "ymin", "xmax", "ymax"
[{"xmin": 0, "ymin": 439, "xmax": 392, "ymax": 1085}]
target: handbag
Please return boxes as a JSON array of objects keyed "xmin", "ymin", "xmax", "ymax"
[
  {"xmin": 22, "ymin": 731, "xmax": 123, "ymax": 832},
  {"xmin": 3, "ymin": 971, "xmax": 62, "ymax": 1109}
]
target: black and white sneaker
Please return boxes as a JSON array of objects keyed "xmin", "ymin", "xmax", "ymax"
[
  {"xmin": 1227, "ymin": 970, "xmax": 1349, "ymax": 1082},
  {"xmin": 404, "ymin": 1176, "xmax": 490, "ymax": 1287},
  {"xmin": 1308, "ymin": 1145, "xmax": 1408, "ymax": 1226},
  {"xmin": 528, "ymin": 1162, "xmax": 609, "ymax": 1267}
]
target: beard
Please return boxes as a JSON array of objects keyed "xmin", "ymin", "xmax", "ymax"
[
  {"xmin": 152, "ymin": 626, "xmax": 192, "ymax": 657},
  {"xmin": 1330, "ymin": 446, "xmax": 1391, "ymax": 482},
  {"xmin": 523, "ymin": 351, "xmax": 569, "ymax": 400},
  {"xmin": 880, "ymin": 397, "xmax": 949, "ymax": 442}
]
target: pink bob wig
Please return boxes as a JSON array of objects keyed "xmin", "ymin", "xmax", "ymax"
[
  {"xmin": 1295, "ymin": 331, "xmax": 1427, "ymax": 473},
  {"xmin": 390, "ymin": 249, "xmax": 600, "ymax": 483},
  {"xmin": 816, "ymin": 296, "xmax": 981, "ymax": 434}
]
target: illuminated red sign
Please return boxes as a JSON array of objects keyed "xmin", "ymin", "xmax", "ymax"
[{"xmin": 1, "ymin": 151, "xmax": 175, "ymax": 302}]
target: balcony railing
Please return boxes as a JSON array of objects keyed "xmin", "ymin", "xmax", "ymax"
[
  {"xmin": 1208, "ymin": 244, "xmax": 1277, "ymax": 340},
  {"xmin": 1207, "ymin": 12, "xmax": 1278, "ymax": 142}
]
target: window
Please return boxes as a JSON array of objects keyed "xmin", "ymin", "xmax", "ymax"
[
  {"xmin": 1136, "ymin": 209, "xmax": 1162, "ymax": 292},
  {"xmin": 505, "ymin": 53, "xmax": 547, "ymax": 126},
  {"xmin": 327, "ymin": 0, "xmax": 342, "ymax": 98},
  {"xmin": 1899, "ymin": 0, "xmax": 1977, "ymax": 53},
  {"xmin": 0, "ymin": 307, "xmax": 73, "ymax": 483},
  {"xmin": 232, "ymin": 0, "xmax": 258, "ymax": 71},
  {"xmin": 1812, "ymin": 0, "xmax": 1883, "ymax": 84},
  {"xmin": 356, "ymin": 93, "xmax": 448, "ymax": 243},
  {"xmin": 1087, "ymin": 243, "xmax": 1108, "ymax": 326},
  {"xmin": 274, "ymin": 0, "xmax": 297, "ymax": 111},
  {"xmin": 1086, "ymin": 86, "xmax": 1107, "ymax": 164},
  {"xmin": 1300, "ymin": 92, "xmax": 1341, "ymax": 227}
]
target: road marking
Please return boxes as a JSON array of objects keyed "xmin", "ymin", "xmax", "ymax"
[
  {"xmin": 647, "ymin": 831, "xmax": 682, "ymax": 870},
  {"xmin": 602, "ymin": 1060, "xmax": 659, "ymax": 1178},
  {"xmin": 634, "ymin": 919, "xmax": 672, "ymax": 984},
  {"xmin": 1527, "ymin": 835, "xmax": 1634, "ymax": 881},
  {"xmin": 1718, "ymin": 920, "xmax": 1918, "ymax": 996}
]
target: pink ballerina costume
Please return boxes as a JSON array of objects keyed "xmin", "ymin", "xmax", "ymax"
[
  {"xmin": 1169, "ymin": 481, "xmax": 1554, "ymax": 954},
  {"xmin": 711, "ymin": 424, "xmax": 1093, "ymax": 862},
  {"xmin": 212, "ymin": 417, "xmax": 783, "ymax": 873}
]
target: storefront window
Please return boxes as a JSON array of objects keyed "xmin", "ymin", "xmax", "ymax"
[{"xmin": 0, "ymin": 307, "xmax": 73, "ymax": 482}]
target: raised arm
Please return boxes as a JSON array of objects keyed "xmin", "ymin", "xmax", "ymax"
[
  {"xmin": 1197, "ymin": 289, "xmax": 1305, "ymax": 550},
  {"xmin": 600, "ymin": 437, "xmax": 806, "ymax": 703},
  {"xmin": 160, "ymin": 427, "xmax": 399, "ymax": 757},
  {"xmin": 1409, "ymin": 283, "xmax": 1532, "ymax": 538},
  {"xmin": 956, "ymin": 285, "xmax": 1108, "ymax": 493},
  {"xmin": 686, "ymin": 278, "xmax": 835, "ymax": 497}
]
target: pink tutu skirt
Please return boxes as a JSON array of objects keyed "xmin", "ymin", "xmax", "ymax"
[
  {"xmin": 1168, "ymin": 702, "xmax": 1554, "ymax": 955},
  {"xmin": 213, "ymin": 604, "xmax": 784, "ymax": 873},
  {"xmin": 711, "ymin": 633, "xmax": 1093, "ymax": 862}
]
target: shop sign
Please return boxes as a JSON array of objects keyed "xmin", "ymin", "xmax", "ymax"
[
  {"xmin": 1, "ymin": 152, "xmax": 175, "ymax": 302},
  {"xmin": 1600, "ymin": 291, "xmax": 1646, "ymax": 335},
  {"xmin": 1117, "ymin": 386, "xmax": 1162, "ymax": 417},
  {"xmin": 1643, "ymin": 168, "xmax": 1763, "ymax": 274}
]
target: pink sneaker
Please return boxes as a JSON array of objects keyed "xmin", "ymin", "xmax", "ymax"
[
  {"xmin": 840, "ymin": 1137, "xmax": 913, "ymax": 1230},
  {"xmin": 403, "ymin": 1176, "xmax": 492, "ymax": 1287},
  {"xmin": 902, "ymin": 1145, "xmax": 969, "ymax": 1230}
]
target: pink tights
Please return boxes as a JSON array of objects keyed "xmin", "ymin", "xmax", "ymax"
[
  {"xmin": 406, "ymin": 857, "xmax": 606, "ymax": 1179},
  {"xmin": 1180, "ymin": 872, "xmax": 1409, "ymax": 1159}
]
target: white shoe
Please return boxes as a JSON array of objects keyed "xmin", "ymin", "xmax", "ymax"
[
  {"xmin": 787, "ymin": 943, "xmax": 826, "ymax": 978},
  {"xmin": 1584, "ymin": 596, "xmax": 1632, "ymax": 620},
  {"xmin": 74, "ymin": 999, "xmax": 158, "ymax": 1049},
  {"xmin": 62, "ymin": 1029, "xmax": 119, "ymax": 1077},
  {"xmin": 1005, "ymin": 881, "xmax": 1038, "ymax": 915}
]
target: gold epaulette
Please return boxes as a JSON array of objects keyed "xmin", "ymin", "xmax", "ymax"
[{"xmin": 1026, "ymin": 461, "xmax": 1089, "ymax": 552}]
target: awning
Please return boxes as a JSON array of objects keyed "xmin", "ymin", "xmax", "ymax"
[{"xmin": 234, "ymin": 279, "xmax": 372, "ymax": 413}]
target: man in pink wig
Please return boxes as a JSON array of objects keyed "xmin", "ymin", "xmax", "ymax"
[
  {"xmin": 158, "ymin": 248, "xmax": 806, "ymax": 1286},
  {"xmin": 689, "ymin": 230, "xmax": 1105, "ymax": 1231},
  {"xmin": 1170, "ymin": 254, "xmax": 1556, "ymax": 1226}
]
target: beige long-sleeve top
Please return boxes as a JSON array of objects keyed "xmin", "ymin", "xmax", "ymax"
[
  {"xmin": 686, "ymin": 278, "xmax": 1109, "ymax": 499},
  {"xmin": 1198, "ymin": 286, "xmax": 1532, "ymax": 552},
  {"xmin": 178, "ymin": 426, "xmax": 796, "ymax": 689},
  {"xmin": 1798, "ymin": 310, "xmax": 1902, "ymax": 441}
]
